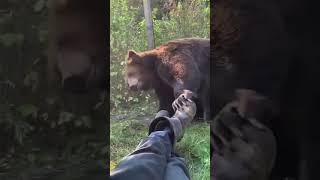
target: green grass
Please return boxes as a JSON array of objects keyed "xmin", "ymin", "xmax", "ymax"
[{"xmin": 110, "ymin": 114, "xmax": 210, "ymax": 180}]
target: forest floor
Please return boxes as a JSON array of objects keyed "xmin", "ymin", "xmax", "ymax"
[
  {"xmin": 110, "ymin": 103, "xmax": 210, "ymax": 180},
  {"xmin": 0, "ymin": 125, "xmax": 106, "ymax": 180}
]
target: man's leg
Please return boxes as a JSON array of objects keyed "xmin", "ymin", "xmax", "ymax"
[
  {"xmin": 111, "ymin": 129, "xmax": 173, "ymax": 180},
  {"xmin": 111, "ymin": 91, "xmax": 196, "ymax": 180},
  {"xmin": 164, "ymin": 155, "xmax": 190, "ymax": 180}
]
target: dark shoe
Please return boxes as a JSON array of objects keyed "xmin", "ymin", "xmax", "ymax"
[{"xmin": 149, "ymin": 92, "xmax": 197, "ymax": 145}]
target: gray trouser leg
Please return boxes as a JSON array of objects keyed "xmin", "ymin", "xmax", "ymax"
[
  {"xmin": 111, "ymin": 130, "xmax": 189, "ymax": 180},
  {"xmin": 164, "ymin": 156, "xmax": 190, "ymax": 180}
]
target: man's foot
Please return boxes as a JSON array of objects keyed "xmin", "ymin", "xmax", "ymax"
[
  {"xmin": 149, "ymin": 91, "xmax": 197, "ymax": 144},
  {"xmin": 172, "ymin": 89, "xmax": 197, "ymax": 111}
]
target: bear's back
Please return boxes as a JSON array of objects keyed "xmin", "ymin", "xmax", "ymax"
[
  {"xmin": 154, "ymin": 38, "xmax": 209, "ymax": 67},
  {"xmin": 162, "ymin": 38, "xmax": 209, "ymax": 52}
]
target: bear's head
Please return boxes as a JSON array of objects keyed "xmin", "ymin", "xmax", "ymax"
[{"xmin": 125, "ymin": 50, "xmax": 157, "ymax": 91}]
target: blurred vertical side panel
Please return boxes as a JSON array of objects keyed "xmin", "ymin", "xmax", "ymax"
[
  {"xmin": 0, "ymin": 0, "xmax": 109, "ymax": 179},
  {"xmin": 46, "ymin": 0, "xmax": 109, "ymax": 179}
]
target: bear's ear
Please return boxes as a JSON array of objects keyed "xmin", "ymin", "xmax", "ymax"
[
  {"xmin": 128, "ymin": 50, "xmax": 137, "ymax": 58},
  {"xmin": 127, "ymin": 50, "xmax": 140, "ymax": 64}
]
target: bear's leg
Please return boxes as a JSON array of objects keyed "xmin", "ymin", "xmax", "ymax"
[{"xmin": 155, "ymin": 85, "xmax": 175, "ymax": 116}]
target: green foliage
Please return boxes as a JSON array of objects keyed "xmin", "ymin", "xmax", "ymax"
[
  {"xmin": 0, "ymin": 0, "xmax": 102, "ymax": 148},
  {"xmin": 0, "ymin": 0, "xmax": 106, "ymax": 178},
  {"xmin": 0, "ymin": 33, "xmax": 24, "ymax": 47},
  {"xmin": 110, "ymin": 0, "xmax": 209, "ymax": 112},
  {"xmin": 33, "ymin": 0, "xmax": 46, "ymax": 12},
  {"xmin": 16, "ymin": 104, "xmax": 39, "ymax": 118},
  {"xmin": 0, "ymin": 103, "xmax": 34, "ymax": 145},
  {"xmin": 23, "ymin": 71, "xmax": 40, "ymax": 92},
  {"xmin": 0, "ymin": 0, "xmax": 48, "ymax": 147}
]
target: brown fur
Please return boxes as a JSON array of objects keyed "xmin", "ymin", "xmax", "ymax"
[{"xmin": 125, "ymin": 38, "xmax": 211, "ymax": 119}]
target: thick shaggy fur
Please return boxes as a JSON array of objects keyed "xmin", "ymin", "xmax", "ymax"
[{"xmin": 125, "ymin": 38, "xmax": 211, "ymax": 120}]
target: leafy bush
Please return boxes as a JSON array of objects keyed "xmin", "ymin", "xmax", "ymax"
[{"xmin": 0, "ymin": 0, "xmax": 104, "ymax": 149}]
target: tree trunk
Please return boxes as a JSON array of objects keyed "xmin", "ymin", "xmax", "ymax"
[{"xmin": 143, "ymin": 0, "xmax": 155, "ymax": 49}]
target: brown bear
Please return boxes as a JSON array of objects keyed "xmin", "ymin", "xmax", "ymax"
[
  {"xmin": 48, "ymin": 0, "xmax": 107, "ymax": 93},
  {"xmin": 125, "ymin": 38, "xmax": 211, "ymax": 120}
]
